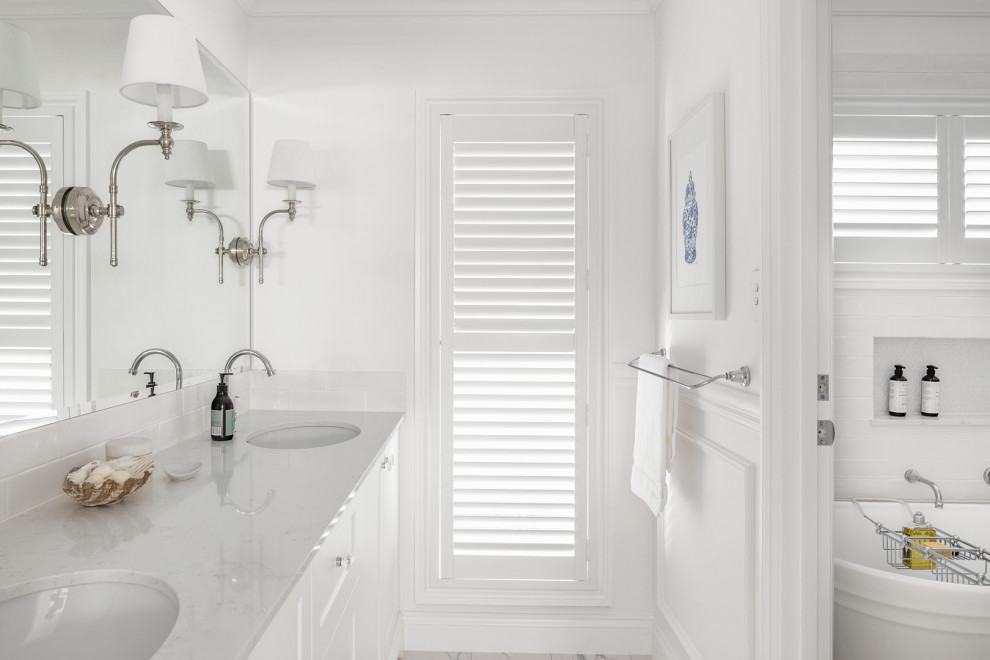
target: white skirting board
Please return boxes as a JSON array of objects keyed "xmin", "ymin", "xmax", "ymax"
[
  {"xmin": 402, "ymin": 612, "xmax": 653, "ymax": 655},
  {"xmin": 651, "ymin": 618, "xmax": 689, "ymax": 660}
]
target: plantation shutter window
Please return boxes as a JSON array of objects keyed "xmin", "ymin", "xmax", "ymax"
[
  {"xmin": 0, "ymin": 114, "xmax": 62, "ymax": 431},
  {"xmin": 436, "ymin": 112, "xmax": 592, "ymax": 583},
  {"xmin": 834, "ymin": 112, "xmax": 990, "ymax": 265}
]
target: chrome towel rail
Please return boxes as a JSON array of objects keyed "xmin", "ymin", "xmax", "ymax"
[{"xmin": 628, "ymin": 349, "xmax": 751, "ymax": 390}]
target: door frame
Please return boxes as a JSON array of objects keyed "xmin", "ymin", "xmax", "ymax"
[{"xmin": 761, "ymin": 0, "xmax": 832, "ymax": 657}]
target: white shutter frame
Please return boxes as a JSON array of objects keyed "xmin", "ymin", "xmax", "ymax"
[{"xmin": 437, "ymin": 112, "xmax": 591, "ymax": 584}]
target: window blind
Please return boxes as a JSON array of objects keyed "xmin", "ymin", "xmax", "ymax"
[
  {"xmin": 0, "ymin": 114, "xmax": 60, "ymax": 429},
  {"xmin": 833, "ymin": 115, "xmax": 939, "ymax": 263},
  {"xmin": 438, "ymin": 113, "xmax": 589, "ymax": 582}
]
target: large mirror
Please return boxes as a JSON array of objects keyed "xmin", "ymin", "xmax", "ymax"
[{"xmin": 0, "ymin": 0, "xmax": 251, "ymax": 435}]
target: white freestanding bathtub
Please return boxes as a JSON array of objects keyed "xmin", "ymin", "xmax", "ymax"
[{"xmin": 834, "ymin": 500, "xmax": 990, "ymax": 660}]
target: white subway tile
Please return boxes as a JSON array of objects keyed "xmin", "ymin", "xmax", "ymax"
[
  {"xmin": 833, "ymin": 435, "xmax": 888, "ymax": 461},
  {"xmin": 288, "ymin": 390, "xmax": 367, "ymax": 411},
  {"xmin": 251, "ymin": 389, "xmax": 289, "ymax": 411},
  {"xmin": 835, "ymin": 478, "xmax": 893, "ymax": 500},
  {"xmin": 834, "ymin": 335, "xmax": 873, "ymax": 357},
  {"xmin": 6, "ymin": 447, "xmax": 101, "ymax": 518},
  {"xmin": 834, "ymin": 397, "xmax": 874, "ymax": 420},
  {"xmin": 325, "ymin": 371, "xmax": 405, "ymax": 392},
  {"xmin": 0, "ymin": 424, "xmax": 58, "ymax": 479},
  {"xmin": 833, "ymin": 376, "xmax": 872, "ymax": 399},
  {"xmin": 834, "ymin": 316, "xmax": 888, "ymax": 337},
  {"xmin": 255, "ymin": 370, "xmax": 327, "ymax": 391},
  {"xmin": 366, "ymin": 391, "xmax": 406, "ymax": 412}
]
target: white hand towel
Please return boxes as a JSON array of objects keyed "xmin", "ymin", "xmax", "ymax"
[{"xmin": 630, "ymin": 353, "xmax": 679, "ymax": 516}]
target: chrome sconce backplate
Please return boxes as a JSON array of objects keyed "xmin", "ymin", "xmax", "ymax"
[
  {"xmin": 52, "ymin": 186, "xmax": 105, "ymax": 236},
  {"xmin": 227, "ymin": 236, "xmax": 255, "ymax": 266}
]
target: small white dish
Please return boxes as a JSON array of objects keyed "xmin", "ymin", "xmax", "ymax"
[{"xmin": 163, "ymin": 461, "xmax": 201, "ymax": 482}]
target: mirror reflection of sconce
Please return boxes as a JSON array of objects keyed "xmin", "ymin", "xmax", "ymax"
[
  {"xmin": 165, "ymin": 140, "xmax": 228, "ymax": 284},
  {"xmin": 0, "ymin": 15, "xmax": 209, "ymax": 269},
  {"xmin": 0, "ymin": 20, "xmax": 52, "ymax": 266},
  {"xmin": 227, "ymin": 140, "xmax": 316, "ymax": 284}
]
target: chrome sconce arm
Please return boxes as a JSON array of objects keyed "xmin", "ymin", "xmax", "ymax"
[
  {"xmin": 0, "ymin": 139, "xmax": 52, "ymax": 266},
  {"xmin": 227, "ymin": 200, "xmax": 298, "ymax": 284},
  {"xmin": 50, "ymin": 125, "xmax": 182, "ymax": 266},
  {"xmin": 183, "ymin": 200, "xmax": 226, "ymax": 284}
]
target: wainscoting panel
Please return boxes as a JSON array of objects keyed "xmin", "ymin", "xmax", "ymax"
[{"xmin": 658, "ymin": 427, "xmax": 756, "ymax": 660}]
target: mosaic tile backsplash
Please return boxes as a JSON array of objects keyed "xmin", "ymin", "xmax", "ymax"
[{"xmin": 873, "ymin": 337, "xmax": 990, "ymax": 416}]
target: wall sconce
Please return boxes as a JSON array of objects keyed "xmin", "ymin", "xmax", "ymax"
[
  {"xmin": 164, "ymin": 140, "xmax": 230, "ymax": 284},
  {"xmin": 0, "ymin": 20, "xmax": 52, "ymax": 266},
  {"xmin": 50, "ymin": 15, "xmax": 208, "ymax": 267},
  {"xmin": 228, "ymin": 140, "xmax": 316, "ymax": 284}
]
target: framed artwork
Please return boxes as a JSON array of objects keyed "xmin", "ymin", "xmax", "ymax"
[{"xmin": 668, "ymin": 93, "xmax": 725, "ymax": 320}]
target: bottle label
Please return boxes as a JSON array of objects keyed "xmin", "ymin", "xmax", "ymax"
[
  {"xmin": 922, "ymin": 381, "xmax": 940, "ymax": 415},
  {"xmin": 211, "ymin": 410, "xmax": 235, "ymax": 437},
  {"xmin": 889, "ymin": 381, "xmax": 907, "ymax": 414}
]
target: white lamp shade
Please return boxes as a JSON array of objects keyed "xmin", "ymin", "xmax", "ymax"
[
  {"xmin": 267, "ymin": 140, "xmax": 316, "ymax": 189},
  {"xmin": 164, "ymin": 140, "xmax": 214, "ymax": 189},
  {"xmin": 119, "ymin": 15, "xmax": 208, "ymax": 109},
  {"xmin": 0, "ymin": 21, "xmax": 41, "ymax": 109}
]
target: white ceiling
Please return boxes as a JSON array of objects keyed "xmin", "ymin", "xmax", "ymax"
[{"xmin": 238, "ymin": 0, "xmax": 660, "ymax": 17}]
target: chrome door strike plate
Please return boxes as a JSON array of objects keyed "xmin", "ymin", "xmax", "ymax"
[{"xmin": 818, "ymin": 420, "xmax": 835, "ymax": 446}]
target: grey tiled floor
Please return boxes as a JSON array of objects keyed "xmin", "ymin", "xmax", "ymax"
[{"xmin": 401, "ymin": 653, "xmax": 649, "ymax": 660}]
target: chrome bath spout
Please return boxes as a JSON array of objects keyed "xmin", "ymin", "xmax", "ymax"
[
  {"xmin": 129, "ymin": 348, "xmax": 183, "ymax": 390},
  {"xmin": 905, "ymin": 468, "xmax": 943, "ymax": 509},
  {"xmin": 224, "ymin": 349, "xmax": 275, "ymax": 376}
]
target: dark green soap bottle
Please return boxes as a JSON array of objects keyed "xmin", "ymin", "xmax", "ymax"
[{"xmin": 211, "ymin": 372, "xmax": 234, "ymax": 441}]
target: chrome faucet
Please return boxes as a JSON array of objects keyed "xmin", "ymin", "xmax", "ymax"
[
  {"xmin": 224, "ymin": 349, "xmax": 276, "ymax": 376},
  {"xmin": 129, "ymin": 348, "xmax": 183, "ymax": 391},
  {"xmin": 905, "ymin": 468, "xmax": 943, "ymax": 509}
]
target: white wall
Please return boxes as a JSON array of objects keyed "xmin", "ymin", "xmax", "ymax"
[
  {"xmin": 654, "ymin": 0, "xmax": 764, "ymax": 657},
  {"xmin": 247, "ymin": 12, "xmax": 657, "ymax": 653}
]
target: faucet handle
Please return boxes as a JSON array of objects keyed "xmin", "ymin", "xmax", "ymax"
[
  {"xmin": 905, "ymin": 468, "xmax": 921, "ymax": 483},
  {"xmin": 983, "ymin": 468, "xmax": 990, "ymax": 486}
]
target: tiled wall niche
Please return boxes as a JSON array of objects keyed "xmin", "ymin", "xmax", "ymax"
[{"xmin": 873, "ymin": 337, "xmax": 990, "ymax": 416}]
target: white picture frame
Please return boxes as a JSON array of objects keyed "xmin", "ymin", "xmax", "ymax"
[{"xmin": 669, "ymin": 93, "xmax": 725, "ymax": 320}]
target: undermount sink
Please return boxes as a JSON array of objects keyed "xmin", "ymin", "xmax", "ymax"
[
  {"xmin": 247, "ymin": 423, "xmax": 361, "ymax": 449},
  {"xmin": 0, "ymin": 572, "xmax": 178, "ymax": 660}
]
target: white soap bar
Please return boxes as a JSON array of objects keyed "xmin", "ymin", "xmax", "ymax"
[{"xmin": 105, "ymin": 436, "xmax": 152, "ymax": 459}]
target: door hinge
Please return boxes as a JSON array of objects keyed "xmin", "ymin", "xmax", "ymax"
[
  {"xmin": 818, "ymin": 374, "xmax": 829, "ymax": 401},
  {"xmin": 817, "ymin": 420, "xmax": 835, "ymax": 446}
]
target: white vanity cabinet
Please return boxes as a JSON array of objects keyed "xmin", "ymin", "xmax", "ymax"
[{"xmin": 246, "ymin": 429, "xmax": 400, "ymax": 660}]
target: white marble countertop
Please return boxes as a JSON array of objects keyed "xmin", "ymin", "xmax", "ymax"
[{"xmin": 0, "ymin": 409, "xmax": 404, "ymax": 660}]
